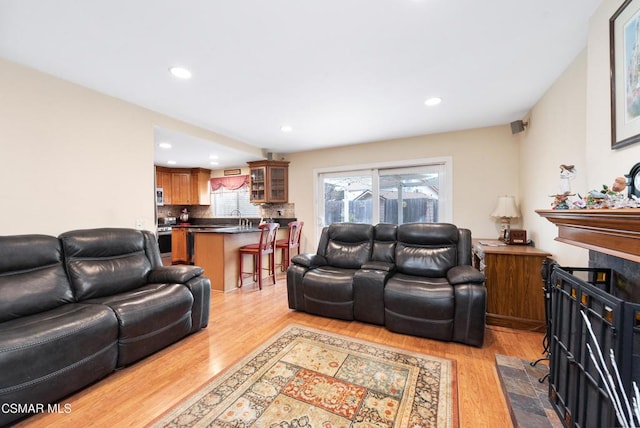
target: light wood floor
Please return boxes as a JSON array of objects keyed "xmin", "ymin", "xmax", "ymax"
[{"xmin": 16, "ymin": 278, "xmax": 546, "ymax": 427}]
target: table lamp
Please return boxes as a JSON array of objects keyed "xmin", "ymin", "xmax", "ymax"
[{"xmin": 491, "ymin": 195, "xmax": 520, "ymax": 241}]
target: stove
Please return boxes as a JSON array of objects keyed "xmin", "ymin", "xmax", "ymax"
[
  {"xmin": 156, "ymin": 217, "xmax": 176, "ymax": 256},
  {"xmin": 157, "ymin": 226, "xmax": 173, "ymax": 234},
  {"xmin": 157, "ymin": 216, "xmax": 177, "ymax": 235}
]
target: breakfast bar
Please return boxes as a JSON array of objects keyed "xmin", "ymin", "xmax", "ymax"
[{"xmin": 192, "ymin": 226, "xmax": 287, "ymax": 292}]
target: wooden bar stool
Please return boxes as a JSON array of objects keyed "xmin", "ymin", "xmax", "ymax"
[
  {"xmin": 276, "ymin": 221, "xmax": 303, "ymax": 272},
  {"xmin": 238, "ymin": 223, "xmax": 280, "ymax": 289}
]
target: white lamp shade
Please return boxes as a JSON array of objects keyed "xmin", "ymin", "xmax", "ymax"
[{"xmin": 491, "ymin": 196, "xmax": 520, "ymax": 218}]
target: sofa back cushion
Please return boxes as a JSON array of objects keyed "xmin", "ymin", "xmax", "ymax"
[
  {"xmin": 457, "ymin": 228, "xmax": 473, "ymax": 266},
  {"xmin": 372, "ymin": 223, "xmax": 397, "ymax": 263},
  {"xmin": 395, "ymin": 223, "xmax": 459, "ymax": 277},
  {"xmin": 60, "ymin": 228, "xmax": 152, "ymax": 300},
  {"xmin": 0, "ymin": 234, "xmax": 74, "ymax": 322},
  {"xmin": 322, "ymin": 223, "xmax": 373, "ymax": 269}
]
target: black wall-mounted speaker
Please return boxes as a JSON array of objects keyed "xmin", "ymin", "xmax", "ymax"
[{"xmin": 510, "ymin": 120, "xmax": 527, "ymax": 134}]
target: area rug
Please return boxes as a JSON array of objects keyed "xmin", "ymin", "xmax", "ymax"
[{"xmin": 153, "ymin": 324, "xmax": 457, "ymax": 427}]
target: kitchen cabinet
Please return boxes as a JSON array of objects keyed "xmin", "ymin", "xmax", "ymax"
[
  {"xmin": 171, "ymin": 172, "xmax": 192, "ymax": 205},
  {"xmin": 171, "ymin": 227, "xmax": 188, "ymax": 264},
  {"xmin": 155, "ymin": 167, "xmax": 211, "ymax": 206},
  {"xmin": 191, "ymin": 168, "xmax": 211, "ymax": 206},
  {"xmin": 472, "ymin": 239, "xmax": 551, "ymax": 331},
  {"xmin": 248, "ymin": 160, "xmax": 289, "ymax": 203},
  {"xmin": 155, "ymin": 169, "xmax": 173, "ymax": 205},
  {"xmin": 193, "ymin": 227, "xmax": 288, "ymax": 292}
]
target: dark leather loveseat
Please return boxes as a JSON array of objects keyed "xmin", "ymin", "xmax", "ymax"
[
  {"xmin": 0, "ymin": 228, "xmax": 211, "ymax": 426},
  {"xmin": 287, "ymin": 222, "xmax": 486, "ymax": 347}
]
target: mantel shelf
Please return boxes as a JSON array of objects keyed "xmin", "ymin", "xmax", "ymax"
[{"xmin": 536, "ymin": 209, "xmax": 640, "ymax": 263}]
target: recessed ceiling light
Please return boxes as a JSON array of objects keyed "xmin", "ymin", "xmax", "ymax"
[
  {"xmin": 167, "ymin": 160, "xmax": 177, "ymax": 165},
  {"xmin": 158, "ymin": 142, "xmax": 172, "ymax": 149},
  {"xmin": 169, "ymin": 66, "xmax": 192, "ymax": 79},
  {"xmin": 424, "ymin": 97, "xmax": 442, "ymax": 106},
  {"xmin": 209, "ymin": 155, "xmax": 219, "ymax": 160},
  {"xmin": 281, "ymin": 125, "xmax": 293, "ymax": 133}
]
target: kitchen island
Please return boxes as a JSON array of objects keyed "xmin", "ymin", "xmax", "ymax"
[{"xmin": 192, "ymin": 226, "xmax": 287, "ymax": 292}]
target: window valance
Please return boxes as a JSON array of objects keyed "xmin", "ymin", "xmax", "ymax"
[{"xmin": 210, "ymin": 175, "xmax": 250, "ymax": 191}]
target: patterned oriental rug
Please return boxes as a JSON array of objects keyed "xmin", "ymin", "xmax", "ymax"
[{"xmin": 153, "ymin": 324, "xmax": 458, "ymax": 427}]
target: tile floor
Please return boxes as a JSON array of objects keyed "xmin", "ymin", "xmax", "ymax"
[{"xmin": 495, "ymin": 354, "xmax": 563, "ymax": 428}]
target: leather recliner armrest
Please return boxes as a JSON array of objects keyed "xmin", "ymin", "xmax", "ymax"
[
  {"xmin": 291, "ymin": 253, "xmax": 327, "ymax": 269},
  {"xmin": 361, "ymin": 261, "xmax": 395, "ymax": 272},
  {"xmin": 447, "ymin": 265, "xmax": 485, "ymax": 285},
  {"xmin": 148, "ymin": 265, "xmax": 204, "ymax": 284}
]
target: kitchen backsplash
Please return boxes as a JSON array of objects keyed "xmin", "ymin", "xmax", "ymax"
[{"xmin": 157, "ymin": 203, "xmax": 295, "ymax": 220}]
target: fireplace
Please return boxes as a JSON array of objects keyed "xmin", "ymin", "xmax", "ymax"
[
  {"xmin": 544, "ymin": 261, "xmax": 640, "ymax": 427},
  {"xmin": 537, "ymin": 209, "xmax": 640, "ymax": 427}
]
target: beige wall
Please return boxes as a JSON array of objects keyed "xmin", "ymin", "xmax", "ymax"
[
  {"xmin": 4, "ymin": 0, "xmax": 638, "ymax": 262},
  {"xmin": 587, "ymin": 1, "xmax": 640, "ymax": 185},
  {"xmin": 286, "ymin": 126, "xmax": 520, "ymax": 251},
  {"xmin": 516, "ymin": 0, "xmax": 640, "ymax": 266},
  {"xmin": 0, "ymin": 57, "xmax": 261, "ymax": 236},
  {"xmin": 518, "ymin": 50, "xmax": 589, "ymax": 266}
]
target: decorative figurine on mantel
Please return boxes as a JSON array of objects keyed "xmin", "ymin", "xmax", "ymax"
[
  {"xmin": 550, "ymin": 164, "xmax": 576, "ymax": 209},
  {"xmin": 586, "ymin": 176, "xmax": 628, "ymax": 208},
  {"xmin": 578, "ymin": 175, "xmax": 637, "ymax": 209},
  {"xmin": 611, "ymin": 176, "xmax": 627, "ymax": 193}
]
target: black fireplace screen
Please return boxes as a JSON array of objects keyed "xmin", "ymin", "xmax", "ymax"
[{"xmin": 546, "ymin": 262, "xmax": 640, "ymax": 427}]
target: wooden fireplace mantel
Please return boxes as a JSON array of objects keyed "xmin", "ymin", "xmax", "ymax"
[{"xmin": 536, "ymin": 208, "xmax": 640, "ymax": 263}]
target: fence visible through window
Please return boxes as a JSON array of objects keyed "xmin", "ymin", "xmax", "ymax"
[{"xmin": 318, "ymin": 162, "xmax": 446, "ymax": 228}]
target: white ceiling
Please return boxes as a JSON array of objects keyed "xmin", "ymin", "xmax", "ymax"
[{"xmin": 0, "ymin": 0, "xmax": 601, "ymax": 169}]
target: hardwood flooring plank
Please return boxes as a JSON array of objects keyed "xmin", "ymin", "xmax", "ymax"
[{"xmin": 14, "ymin": 279, "xmax": 545, "ymax": 428}]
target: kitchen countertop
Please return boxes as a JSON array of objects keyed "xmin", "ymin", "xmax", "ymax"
[
  {"xmin": 172, "ymin": 222, "xmax": 288, "ymax": 232},
  {"xmin": 192, "ymin": 225, "xmax": 289, "ymax": 292},
  {"xmin": 171, "ymin": 224, "xmax": 228, "ymax": 228},
  {"xmin": 168, "ymin": 217, "xmax": 296, "ymax": 229},
  {"xmin": 190, "ymin": 226, "xmax": 263, "ymax": 234}
]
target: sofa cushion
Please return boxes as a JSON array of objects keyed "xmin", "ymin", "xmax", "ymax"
[
  {"xmin": 371, "ymin": 223, "xmax": 397, "ymax": 263},
  {"xmin": 384, "ymin": 274, "xmax": 455, "ymax": 341},
  {"xmin": 87, "ymin": 283, "xmax": 193, "ymax": 366},
  {"xmin": 60, "ymin": 228, "xmax": 153, "ymax": 300},
  {"xmin": 0, "ymin": 235, "xmax": 74, "ymax": 322},
  {"xmin": 385, "ymin": 274, "xmax": 454, "ymax": 320},
  {"xmin": 395, "ymin": 223, "xmax": 458, "ymax": 277},
  {"xmin": 303, "ymin": 266, "xmax": 358, "ymax": 320},
  {"xmin": 323, "ymin": 223, "xmax": 373, "ymax": 269},
  {"xmin": 0, "ymin": 303, "xmax": 118, "ymax": 422}
]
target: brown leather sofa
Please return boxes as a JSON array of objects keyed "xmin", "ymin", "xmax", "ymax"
[
  {"xmin": 0, "ymin": 228, "xmax": 211, "ymax": 426},
  {"xmin": 287, "ymin": 222, "xmax": 486, "ymax": 347}
]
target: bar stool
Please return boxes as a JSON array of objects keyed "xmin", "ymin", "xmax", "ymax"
[
  {"xmin": 238, "ymin": 222, "xmax": 280, "ymax": 289},
  {"xmin": 276, "ymin": 221, "xmax": 303, "ymax": 272}
]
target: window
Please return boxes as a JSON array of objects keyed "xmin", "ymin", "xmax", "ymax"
[
  {"xmin": 378, "ymin": 166, "xmax": 440, "ymax": 224},
  {"xmin": 316, "ymin": 158, "xmax": 451, "ymax": 236},
  {"xmin": 211, "ymin": 184, "xmax": 260, "ymax": 217},
  {"xmin": 322, "ymin": 173, "xmax": 373, "ymax": 224}
]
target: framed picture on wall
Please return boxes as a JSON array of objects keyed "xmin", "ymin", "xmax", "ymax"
[{"xmin": 610, "ymin": 0, "xmax": 640, "ymax": 149}]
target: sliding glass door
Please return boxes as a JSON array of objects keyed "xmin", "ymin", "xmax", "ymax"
[
  {"xmin": 317, "ymin": 159, "xmax": 450, "ymax": 235},
  {"xmin": 378, "ymin": 166, "xmax": 440, "ymax": 224},
  {"xmin": 321, "ymin": 172, "xmax": 373, "ymax": 225}
]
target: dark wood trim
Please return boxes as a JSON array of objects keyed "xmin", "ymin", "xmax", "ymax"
[
  {"xmin": 486, "ymin": 314, "xmax": 546, "ymax": 333},
  {"xmin": 536, "ymin": 209, "xmax": 640, "ymax": 262}
]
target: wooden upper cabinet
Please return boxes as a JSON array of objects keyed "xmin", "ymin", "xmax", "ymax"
[
  {"xmin": 191, "ymin": 168, "xmax": 211, "ymax": 206},
  {"xmin": 155, "ymin": 167, "xmax": 211, "ymax": 206},
  {"xmin": 248, "ymin": 160, "xmax": 289, "ymax": 203},
  {"xmin": 171, "ymin": 172, "xmax": 192, "ymax": 205},
  {"xmin": 155, "ymin": 169, "xmax": 173, "ymax": 205}
]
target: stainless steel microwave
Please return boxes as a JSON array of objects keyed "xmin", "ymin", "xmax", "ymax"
[{"xmin": 156, "ymin": 187, "xmax": 164, "ymax": 206}]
